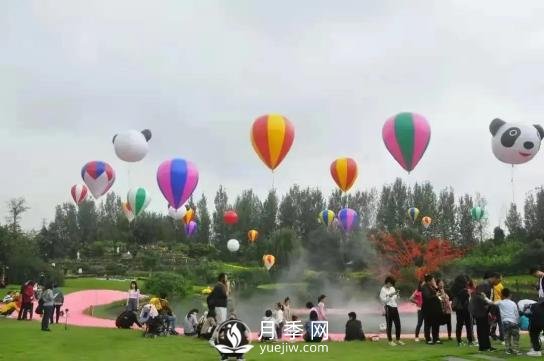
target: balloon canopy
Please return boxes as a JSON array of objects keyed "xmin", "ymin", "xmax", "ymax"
[
  {"xmin": 247, "ymin": 229, "xmax": 259, "ymax": 243},
  {"xmin": 81, "ymin": 161, "xmax": 116, "ymax": 199},
  {"xmin": 338, "ymin": 208, "xmax": 358, "ymax": 232},
  {"xmin": 421, "ymin": 216, "xmax": 432, "ymax": 229},
  {"xmin": 112, "ymin": 129, "xmax": 152, "ymax": 162},
  {"xmin": 127, "ymin": 187, "xmax": 151, "ymax": 217},
  {"xmin": 157, "ymin": 158, "xmax": 199, "ymax": 210},
  {"xmin": 251, "ymin": 114, "xmax": 295, "ymax": 171},
  {"xmin": 224, "ymin": 210, "xmax": 239, "ymax": 225},
  {"xmin": 168, "ymin": 206, "xmax": 187, "ymax": 220},
  {"xmin": 263, "ymin": 254, "xmax": 276, "ymax": 271},
  {"xmin": 382, "ymin": 112, "xmax": 431, "ymax": 173},
  {"xmin": 227, "ymin": 239, "xmax": 240, "ymax": 252},
  {"xmin": 489, "ymin": 118, "xmax": 544, "ymax": 165},
  {"xmin": 318, "ymin": 210, "xmax": 335, "ymax": 226},
  {"xmin": 471, "ymin": 207, "xmax": 486, "ymax": 221},
  {"xmin": 183, "ymin": 208, "xmax": 196, "ymax": 225},
  {"xmin": 407, "ymin": 207, "xmax": 420, "ymax": 223},
  {"xmin": 71, "ymin": 184, "xmax": 88, "ymax": 205},
  {"xmin": 122, "ymin": 202, "xmax": 135, "ymax": 223},
  {"xmin": 185, "ymin": 221, "xmax": 198, "ymax": 237},
  {"xmin": 330, "ymin": 157, "xmax": 358, "ymax": 192}
]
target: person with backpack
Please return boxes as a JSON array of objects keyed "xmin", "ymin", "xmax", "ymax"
[
  {"xmin": 52, "ymin": 283, "xmax": 64, "ymax": 324},
  {"xmin": 208, "ymin": 273, "xmax": 229, "ymax": 325},
  {"xmin": 450, "ymin": 275, "xmax": 475, "ymax": 346}
]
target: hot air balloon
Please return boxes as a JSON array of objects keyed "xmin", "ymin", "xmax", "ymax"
[
  {"xmin": 248, "ymin": 230, "xmax": 259, "ymax": 243},
  {"xmin": 422, "ymin": 216, "xmax": 432, "ymax": 229},
  {"xmin": 71, "ymin": 184, "xmax": 88, "ymax": 205},
  {"xmin": 112, "ymin": 129, "xmax": 152, "ymax": 162},
  {"xmin": 157, "ymin": 158, "xmax": 199, "ymax": 209},
  {"xmin": 489, "ymin": 119, "xmax": 544, "ymax": 165},
  {"xmin": 183, "ymin": 208, "xmax": 196, "ymax": 225},
  {"xmin": 338, "ymin": 208, "xmax": 358, "ymax": 232},
  {"xmin": 330, "ymin": 158, "xmax": 358, "ymax": 192},
  {"xmin": 127, "ymin": 187, "xmax": 151, "ymax": 218},
  {"xmin": 224, "ymin": 210, "xmax": 239, "ymax": 225},
  {"xmin": 471, "ymin": 207, "xmax": 485, "ymax": 221},
  {"xmin": 168, "ymin": 205, "xmax": 187, "ymax": 220},
  {"xmin": 318, "ymin": 210, "xmax": 335, "ymax": 226},
  {"xmin": 81, "ymin": 161, "xmax": 116, "ymax": 199},
  {"xmin": 122, "ymin": 202, "xmax": 135, "ymax": 223},
  {"xmin": 407, "ymin": 207, "xmax": 420, "ymax": 223},
  {"xmin": 263, "ymin": 254, "xmax": 276, "ymax": 271},
  {"xmin": 227, "ymin": 239, "xmax": 240, "ymax": 252},
  {"xmin": 185, "ymin": 221, "xmax": 198, "ymax": 237},
  {"xmin": 250, "ymin": 114, "xmax": 295, "ymax": 171},
  {"xmin": 382, "ymin": 112, "xmax": 431, "ymax": 173}
]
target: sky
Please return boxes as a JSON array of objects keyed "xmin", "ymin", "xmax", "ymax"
[{"xmin": 2, "ymin": 0, "xmax": 544, "ymax": 231}]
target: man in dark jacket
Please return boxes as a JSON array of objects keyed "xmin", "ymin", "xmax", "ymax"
[
  {"xmin": 421, "ymin": 274, "xmax": 442, "ymax": 344},
  {"xmin": 469, "ymin": 272, "xmax": 500, "ymax": 352},
  {"xmin": 208, "ymin": 273, "xmax": 229, "ymax": 325},
  {"xmin": 345, "ymin": 312, "xmax": 366, "ymax": 341}
]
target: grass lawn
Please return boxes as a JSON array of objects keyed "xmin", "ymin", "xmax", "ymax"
[{"xmin": 0, "ymin": 318, "xmax": 538, "ymax": 361}]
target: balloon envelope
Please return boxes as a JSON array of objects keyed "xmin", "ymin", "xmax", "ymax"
[
  {"xmin": 122, "ymin": 202, "xmax": 135, "ymax": 223},
  {"xmin": 168, "ymin": 206, "xmax": 187, "ymax": 220},
  {"xmin": 338, "ymin": 208, "xmax": 358, "ymax": 232},
  {"xmin": 330, "ymin": 158, "xmax": 358, "ymax": 192},
  {"xmin": 422, "ymin": 216, "xmax": 432, "ymax": 229},
  {"xmin": 248, "ymin": 229, "xmax": 259, "ymax": 242},
  {"xmin": 183, "ymin": 208, "xmax": 196, "ymax": 225},
  {"xmin": 71, "ymin": 184, "xmax": 88, "ymax": 205},
  {"xmin": 81, "ymin": 161, "xmax": 116, "ymax": 199},
  {"xmin": 157, "ymin": 158, "xmax": 199, "ymax": 209},
  {"xmin": 407, "ymin": 207, "xmax": 420, "ymax": 223},
  {"xmin": 263, "ymin": 254, "xmax": 276, "ymax": 271},
  {"xmin": 227, "ymin": 239, "xmax": 240, "ymax": 252},
  {"xmin": 382, "ymin": 113, "xmax": 431, "ymax": 172},
  {"xmin": 251, "ymin": 114, "xmax": 295, "ymax": 170},
  {"xmin": 185, "ymin": 221, "xmax": 198, "ymax": 237},
  {"xmin": 318, "ymin": 210, "xmax": 335, "ymax": 226},
  {"xmin": 113, "ymin": 129, "xmax": 151, "ymax": 162},
  {"xmin": 224, "ymin": 210, "xmax": 239, "ymax": 225},
  {"xmin": 489, "ymin": 119, "xmax": 543, "ymax": 165},
  {"xmin": 127, "ymin": 187, "xmax": 151, "ymax": 217},
  {"xmin": 471, "ymin": 207, "xmax": 485, "ymax": 221}
]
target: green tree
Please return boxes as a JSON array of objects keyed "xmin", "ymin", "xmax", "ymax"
[
  {"xmin": 457, "ymin": 194, "xmax": 476, "ymax": 245},
  {"xmin": 261, "ymin": 190, "xmax": 278, "ymax": 238},
  {"xmin": 212, "ymin": 185, "xmax": 230, "ymax": 244},
  {"xmin": 6, "ymin": 197, "xmax": 29, "ymax": 233},
  {"xmin": 196, "ymin": 194, "xmax": 211, "ymax": 244},
  {"xmin": 505, "ymin": 203, "xmax": 524, "ymax": 237},
  {"xmin": 436, "ymin": 187, "xmax": 457, "ymax": 242}
]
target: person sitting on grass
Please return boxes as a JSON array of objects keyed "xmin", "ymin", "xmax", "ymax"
[
  {"xmin": 345, "ymin": 312, "xmax": 366, "ymax": 341},
  {"xmin": 303, "ymin": 310, "xmax": 322, "ymax": 343},
  {"xmin": 259, "ymin": 309, "xmax": 277, "ymax": 341},
  {"xmin": 158, "ymin": 293, "xmax": 178, "ymax": 335},
  {"xmin": 183, "ymin": 309, "xmax": 199, "ymax": 336},
  {"xmin": 199, "ymin": 309, "xmax": 216, "ymax": 340}
]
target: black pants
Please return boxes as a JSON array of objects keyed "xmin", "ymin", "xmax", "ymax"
[
  {"xmin": 529, "ymin": 320, "xmax": 543, "ymax": 352},
  {"xmin": 455, "ymin": 310, "xmax": 474, "ymax": 343},
  {"xmin": 424, "ymin": 316, "xmax": 439, "ymax": 343},
  {"xmin": 17, "ymin": 302, "xmax": 33, "ymax": 320},
  {"xmin": 415, "ymin": 309, "xmax": 424, "ymax": 338},
  {"xmin": 52, "ymin": 305, "xmax": 62, "ymax": 323},
  {"xmin": 41, "ymin": 306, "xmax": 53, "ymax": 330},
  {"xmin": 490, "ymin": 306, "xmax": 504, "ymax": 341},
  {"xmin": 385, "ymin": 306, "xmax": 401, "ymax": 341},
  {"xmin": 475, "ymin": 316, "xmax": 491, "ymax": 351},
  {"xmin": 441, "ymin": 314, "xmax": 452, "ymax": 339}
]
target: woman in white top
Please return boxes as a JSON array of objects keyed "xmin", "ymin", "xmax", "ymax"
[
  {"xmin": 127, "ymin": 281, "xmax": 140, "ymax": 312},
  {"xmin": 379, "ymin": 276, "xmax": 404, "ymax": 346},
  {"xmin": 317, "ymin": 295, "xmax": 327, "ymax": 321},
  {"xmin": 283, "ymin": 297, "xmax": 292, "ymax": 321}
]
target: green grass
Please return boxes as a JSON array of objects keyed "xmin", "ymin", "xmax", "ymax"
[{"xmin": 0, "ymin": 318, "xmax": 538, "ymax": 361}]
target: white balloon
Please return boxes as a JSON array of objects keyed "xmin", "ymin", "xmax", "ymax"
[
  {"xmin": 168, "ymin": 206, "xmax": 187, "ymax": 220},
  {"xmin": 490, "ymin": 118, "xmax": 543, "ymax": 165},
  {"xmin": 113, "ymin": 129, "xmax": 152, "ymax": 162},
  {"xmin": 227, "ymin": 239, "xmax": 240, "ymax": 252}
]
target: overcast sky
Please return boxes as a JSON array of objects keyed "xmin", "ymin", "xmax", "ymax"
[{"xmin": 2, "ymin": 0, "xmax": 544, "ymax": 231}]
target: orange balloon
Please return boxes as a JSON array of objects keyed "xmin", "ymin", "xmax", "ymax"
[
  {"xmin": 248, "ymin": 229, "xmax": 259, "ymax": 243},
  {"xmin": 263, "ymin": 254, "xmax": 275, "ymax": 271},
  {"xmin": 422, "ymin": 216, "xmax": 432, "ymax": 229},
  {"xmin": 251, "ymin": 114, "xmax": 295, "ymax": 171},
  {"xmin": 330, "ymin": 157, "xmax": 358, "ymax": 192},
  {"xmin": 183, "ymin": 208, "xmax": 195, "ymax": 225}
]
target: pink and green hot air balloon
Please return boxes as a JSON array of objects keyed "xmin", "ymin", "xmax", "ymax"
[
  {"xmin": 382, "ymin": 112, "xmax": 431, "ymax": 173},
  {"xmin": 157, "ymin": 158, "xmax": 199, "ymax": 209},
  {"xmin": 338, "ymin": 208, "xmax": 358, "ymax": 232}
]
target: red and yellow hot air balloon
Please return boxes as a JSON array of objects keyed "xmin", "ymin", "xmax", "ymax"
[
  {"xmin": 248, "ymin": 229, "xmax": 259, "ymax": 243},
  {"xmin": 422, "ymin": 216, "xmax": 432, "ymax": 229},
  {"xmin": 251, "ymin": 114, "xmax": 295, "ymax": 171},
  {"xmin": 263, "ymin": 254, "xmax": 276, "ymax": 271},
  {"xmin": 330, "ymin": 157, "xmax": 358, "ymax": 192},
  {"xmin": 183, "ymin": 208, "xmax": 195, "ymax": 225}
]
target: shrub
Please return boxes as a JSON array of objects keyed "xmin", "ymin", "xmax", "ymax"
[{"xmin": 144, "ymin": 272, "xmax": 192, "ymax": 298}]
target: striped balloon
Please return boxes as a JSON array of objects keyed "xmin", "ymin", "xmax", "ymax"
[
  {"xmin": 81, "ymin": 161, "xmax": 116, "ymax": 199},
  {"xmin": 156, "ymin": 158, "xmax": 199, "ymax": 210},
  {"xmin": 263, "ymin": 254, "xmax": 276, "ymax": 271},
  {"xmin": 127, "ymin": 187, "xmax": 151, "ymax": 217},
  {"xmin": 251, "ymin": 114, "xmax": 295, "ymax": 171},
  {"xmin": 471, "ymin": 207, "xmax": 485, "ymax": 221},
  {"xmin": 338, "ymin": 208, "xmax": 358, "ymax": 232},
  {"xmin": 318, "ymin": 210, "xmax": 336, "ymax": 226},
  {"xmin": 382, "ymin": 112, "xmax": 431, "ymax": 172},
  {"xmin": 407, "ymin": 207, "xmax": 420, "ymax": 223},
  {"xmin": 247, "ymin": 229, "xmax": 259, "ymax": 243},
  {"xmin": 421, "ymin": 216, "xmax": 432, "ymax": 229},
  {"xmin": 122, "ymin": 202, "xmax": 135, "ymax": 223},
  {"xmin": 185, "ymin": 221, "xmax": 198, "ymax": 237},
  {"xmin": 330, "ymin": 158, "xmax": 358, "ymax": 192},
  {"xmin": 71, "ymin": 184, "xmax": 88, "ymax": 205}
]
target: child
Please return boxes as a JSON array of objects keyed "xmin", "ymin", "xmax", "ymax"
[
  {"xmin": 483, "ymin": 288, "xmax": 520, "ymax": 355},
  {"xmin": 380, "ymin": 276, "xmax": 404, "ymax": 346},
  {"xmin": 260, "ymin": 309, "xmax": 277, "ymax": 341},
  {"xmin": 345, "ymin": 312, "xmax": 366, "ymax": 341},
  {"xmin": 183, "ymin": 309, "xmax": 199, "ymax": 336},
  {"xmin": 126, "ymin": 281, "xmax": 140, "ymax": 312}
]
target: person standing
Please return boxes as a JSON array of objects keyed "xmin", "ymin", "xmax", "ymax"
[
  {"xmin": 437, "ymin": 279, "xmax": 453, "ymax": 341},
  {"xmin": 283, "ymin": 297, "xmax": 292, "ymax": 322},
  {"xmin": 52, "ymin": 283, "xmax": 64, "ymax": 324},
  {"xmin": 126, "ymin": 281, "xmax": 140, "ymax": 312},
  {"xmin": 451, "ymin": 275, "xmax": 475, "ymax": 346},
  {"xmin": 17, "ymin": 281, "xmax": 35, "ymax": 321},
  {"xmin": 422, "ymin": 274, "xmax": 442, "ymax": 345},
  {"xmin": 380, "ymin": 276, "xmax": 404, "ymax": 346},
  {"xmin": 469, "ymin": 272, "xmax": 500, "ymax": 352},
  {"xmin": 210, "ymin": 273, "xmax": 229, "ymax": 325},
  {"xmin": 490, "ymin": 276, "xmax": 505, "ymax": 342},
  {"xmin": 530, "ymin": 267, "xmax": 544, "ymax": 301},
  {"xmin": 496, "ymin": 288, "xmax": 520, "ymax": 355},
  {"xmin": 317, "ymin": 295, "xmax": 327, "ymax": 321},
  {"xmin": 40, "ymin": 282, "xmax": 55, "ymax": 331},
  {"xmin": 274, "ymin": 302, "xmax": 285, "ymax": 339},
  {"xmin": 409, "ymin": 281, "xmax": 424, "ymax": 342}
]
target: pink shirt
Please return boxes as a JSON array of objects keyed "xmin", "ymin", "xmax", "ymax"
[
  {"xmin": 317, "ymin": 302, "xmax": 327, "ymax": 321},
  {"xmin": 411, "ymin": 290, "xmax": 423, "ymax": 309}
]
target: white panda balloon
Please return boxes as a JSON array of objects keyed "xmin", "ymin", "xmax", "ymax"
[
  {"xmin": 112, "ymin": 129, "xmax": 152, "ymax": 162},
  {"xmin": 490, "ymin": 118, "xmax": 544, "ymax": 165}
]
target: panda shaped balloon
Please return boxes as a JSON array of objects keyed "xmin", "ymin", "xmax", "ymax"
[
  {"xmin": 490, "ymin": 118, "xmax": 544, "ymax": 165},
  {"xmin": 112, "ymin": 129, "xmax": 152, "ymax": 162}
]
